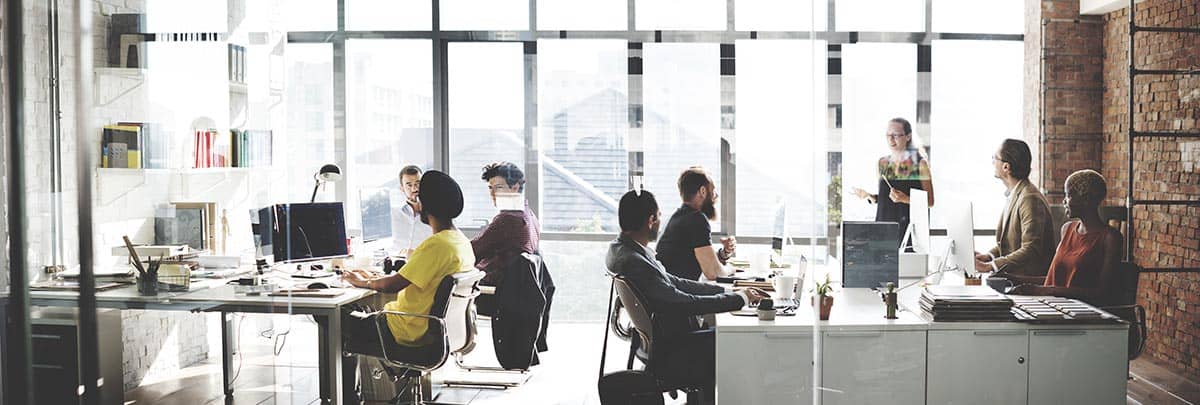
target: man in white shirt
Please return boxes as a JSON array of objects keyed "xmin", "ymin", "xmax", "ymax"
[{"xmin": 391, "ymin": 165, "xmax": 433, "ymax": 255}]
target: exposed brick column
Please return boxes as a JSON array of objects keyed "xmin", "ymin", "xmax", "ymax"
[{"xmin": 1101, "ymin": 0, "xmax": 1200, "ymax": 380}]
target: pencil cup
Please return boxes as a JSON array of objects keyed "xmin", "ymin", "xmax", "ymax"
[{"xmin": 137, "ymin": 272, "xmax": 158, "ymax": 296}]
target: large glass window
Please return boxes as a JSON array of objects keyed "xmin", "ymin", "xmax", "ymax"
[
  {"xmin": 537, "ymin": 39, "xmax": 629, "ymax": 233},
  {"xmin": 840, "ymin": 43, "xmax": 918, "ymax": 223},
  {"xmin": 346, "ymin": 40, "xmax": 435, "ymax": 234},
  {"xmin": 932, "ymin": 0, "xmax": 1023, "ymax": 35},
  {"xmin": 537, "ymin": 0, "xmax": 626, "ymax": 30},
  {"xmin": 642, "ymin": 43, "xmax": 722, "ymax": 225},
  {"xmin": 286, "ymin": 44, "xmax": 336, "ymax": 203},
  {"xmin": 635, "ymin": 0, "xmax": 726, "ymax": 30},
  {"xmin": 735, "ymin": 40, "xmax": 829, "ymax": 238},
  {"xmin": 835, "ymin": 0, "xmax": 925, "ymax": 32},
  {"xmin": 735, "ymin": 0, "xmax": 828, "ymax": 32},
  {"xmin": 347, "ymin": 0, "xmax": 433, "ymax": 31},
  {"xmin": 284, "ymin": 0, "xmax": 338, "ymax": 31},
  {"xmin": 441, "ymin": 0, "xmax": 530, "ymax": 30},
  {"xmin": 448, "ymin": 43, "xmax": 526, "ymax": 227},
  {"xmin": 930, "ymin": 40, "xmax": 1024, "ymax": 227}
]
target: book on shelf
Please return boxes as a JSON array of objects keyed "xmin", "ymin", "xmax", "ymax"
[
  {"xmin": 193, "ymin": 129, "xmax": 218, "ymax": 168},
  {"xmin": 101, "ymin": 124, "xmax": 143, "ymax": 168},
  {"xmin": 118, "ymin": 122, "xmax": 169, "ymax": 169},
  {"xmin": 230, "ymin": 129, "xmax": 273, "ymax": 168}
]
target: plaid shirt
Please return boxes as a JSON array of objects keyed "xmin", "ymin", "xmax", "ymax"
[{"xmin": 472, "ymin": 203, "xmax": 541, "ymax": 284}]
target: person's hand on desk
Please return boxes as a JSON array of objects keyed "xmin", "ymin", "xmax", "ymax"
[
  {"xmin": 737, "ymin": 287, "xmax": 769, "ymax": 306},
  {"xmin": 973, "ymin": 257, "xmax": 995, "ymax": 273},
  {"xmin": 341, "ymin": 270, "xmax": 374, "ymax": 289}
]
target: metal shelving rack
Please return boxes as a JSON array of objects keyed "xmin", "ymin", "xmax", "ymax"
[{"xmin": 1126, "ymin": 0, "xmax": 1200, "ymax": 272}]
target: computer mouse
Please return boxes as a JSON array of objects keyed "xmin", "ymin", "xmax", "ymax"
[{"xmin": 307, "ymin": 282, "xmax": 329, "ymax": 290}]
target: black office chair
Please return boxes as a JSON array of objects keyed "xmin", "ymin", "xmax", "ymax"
[
  {"xmin": 604, "ymin": 274, "xmax": 704, "ymax": 405},
  {"xmin": 1099, "ymin": 261, "xmax": 1147, "ymax": 361},
  {"xmin": 356, "ymin": 270, "xmax": 484, "ymax": 404}
]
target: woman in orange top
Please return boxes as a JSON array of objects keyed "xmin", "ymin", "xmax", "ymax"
[{"xmin": 1010, "ymin": 170, "xmax": 1123, "ymax": 306}]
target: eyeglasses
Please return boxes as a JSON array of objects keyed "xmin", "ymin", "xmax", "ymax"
[{"xmin": 885, "ymin": 133, "xmax": 907, "ymax": 140}]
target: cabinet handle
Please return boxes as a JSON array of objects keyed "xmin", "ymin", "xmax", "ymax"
[
  {"xmin": 973, "ymin": 330, "xmax": 1026, "ymax": 336},
  {"xmin": 826, "ymin": 332, "xmax": 884, "ymax": 338},
  {"xmin": 32, "ymin": 334, "xmax": 62, "ymax": 340},
  {"xmin": 1033, "ymin": 330, "xmax": 1086, "ymax": 336},
  {"xmin": 765, "ymin": 333, "xmax": 812, "ymax": 339},
  {"xmin": 1017, "ymin": 356, "xmax": 1025, "ymax": 364}
]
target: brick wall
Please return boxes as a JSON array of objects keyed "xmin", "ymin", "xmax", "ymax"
[{"xmin": 1100, "ymin": 0, "xmax": 1200, "ymax": 380}]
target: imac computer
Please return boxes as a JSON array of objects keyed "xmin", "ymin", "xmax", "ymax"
[
  {"xmin": 359, "ymin": 188, "xmax": 393, "ymax": 243},
  {"xmin": 940, "ymin": 199, "xmax": 976, "ymax": 277},
  {"xmin": 842, "ymin": 221, "xmax": 900, "ymax": 288},
  {"xmin": 253, "ymin": 202, "xmax": 349, "ymax": 264}
]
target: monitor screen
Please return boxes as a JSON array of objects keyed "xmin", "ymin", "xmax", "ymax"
[
  {"xmin": 359, "ymin": 189, "xmax": 393, "ymax": 242},
  {"xmin": 842, "ymin": 221, "xmax": 900, "ymax": 288},
  {"xmin": 254, "ymin": 202, "xmax": 348, "ymax": 263}
]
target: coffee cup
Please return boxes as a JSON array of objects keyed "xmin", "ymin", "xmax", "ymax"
[{"xmin": 773, "ymin": 275, "xmax": 798, "ymax": 299}]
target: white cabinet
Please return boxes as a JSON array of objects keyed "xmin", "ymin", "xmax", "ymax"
[
  {"xmin": 716, "ymin": 331, "xmax": 814, "ymax": 404},
  {"xmin": 1028, "ymin": 329, "xmax": 1128, "ymax": 405},
  {"xmin": 927, "ymin": 330, "xmax": 1028, "ymax": 404},
  {"xmin": 820, "ymin": 330, "xmax": 925, "ymax": 405}
]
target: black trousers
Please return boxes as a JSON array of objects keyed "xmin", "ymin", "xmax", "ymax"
[
  {"xmin": 651, "ymin": 327, "xmax": 716, "ymax": 402},
  {"xmin": 336, "ymin": 305, "xmax": 439, "ymax": 402}
]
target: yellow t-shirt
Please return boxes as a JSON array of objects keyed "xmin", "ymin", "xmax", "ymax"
[{"xmin": 384, "ymin": 229, "xmax": 475, "ymax": 346}]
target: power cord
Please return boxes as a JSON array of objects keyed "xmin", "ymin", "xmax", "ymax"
[{"xmin": 228, "ymin": 314, "xmax": 247, "ymax": 386}]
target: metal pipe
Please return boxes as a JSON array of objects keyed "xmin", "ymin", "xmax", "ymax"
[
  {"xmin": 71, "ymin": 0, "xmax": 100, "ymax": 403},
  {"xmin": 5, "ymin": 0, "xmax": 36, "ymax": 402},
  {"xmin": 1126, "ymin": 0, "xmax": 1135, "ymax": 261}
]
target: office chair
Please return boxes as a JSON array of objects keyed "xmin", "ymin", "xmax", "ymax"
[
  {"xmin": 1099, "ymin": 261, "xmax": 1147, "ymax": 362},
  {"xmin": 607, "ymin": 274, "xmax": 705, "ymax": 405},
  {"xmin": 357, "ymin": 270, "xmax": 484, "ymax": 404}
]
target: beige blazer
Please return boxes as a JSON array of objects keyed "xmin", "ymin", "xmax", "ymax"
[{"xmin": 988, "ymin": 179, "xmax": 1056, "ymax": 277}]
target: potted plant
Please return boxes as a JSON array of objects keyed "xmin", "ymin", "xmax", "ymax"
[{"xmin": 812, "ymin": 273, "xmax": 837, "ymax": 320}]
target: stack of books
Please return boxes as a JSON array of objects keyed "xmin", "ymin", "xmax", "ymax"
[
  {"xmin": 1010, "ymin": 296, "xmax": 1112, "ymax": 322},
  {"xmin": 919, "ymin": 285, "xmax": 1014, "ymax": 321},
  {"xmin": 194, "ymin": 129, "xmax": 272, "ymax": 168}
]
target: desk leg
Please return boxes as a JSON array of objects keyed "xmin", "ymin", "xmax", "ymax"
[
  {"xmin": 221, "ymin": 312, "xmax": 234, "ymax": 396},
  {"xmin": 316, "ymin": 311, "xmax": 345, "ymax": 404}
]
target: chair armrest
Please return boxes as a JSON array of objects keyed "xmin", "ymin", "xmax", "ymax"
[
  {"xmin": 479, "ymin": 285, "xmax": 496, "ymax": 295},
  {"xmin": 369, "ymin": 310, "xmax": 449, "ymax": 369}
]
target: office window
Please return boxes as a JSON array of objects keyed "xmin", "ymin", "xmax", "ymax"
[
  {"xmin": 441, "ymin": 0, "xmax": 530, "ymax": 30},
  {"xmin": 735, "ymin": 40, "xmax": 828, "ymax": 238},
  {"xmin": 840, "ymin": 43, "xmax": 918, "ymax": 223},
  {"xmin": 932, "ymin": 0, "xmax": 1023, "ymax": 35},
  {"xmin": 286, "ymin": 44, "xmax": 336, "ymax": 203},
  {"xmin": 537, "ymin": 40, "xmax": 629, "ymax": 233},
  {"xmin": 735, "ymin": 0, "xmax": 828, "ymax": 32},
  {"xmin": 537, "ymin": 0, "xmax": 626, "ymax": 30},
  {"xmin": 346, "ymin": 0, "xmax": 432, "ymax": 31},
  {"xmin": 448, "ymin": 43, "xmax": 526, "ymax": 227},
  {"xmin": 642, "ymin": 43, "xmax": 722, "ymax": 230},
  {"xmin": 835, "ymin": 0, "xmax": 925, "ymax": 32},
  {"xmin": 636, "ymin": 0, "xmax": 726, "ymax": 30},
  {"xmin": 284, "ymin": 0, "xmax": 337, "ymax": 31},
  {"xmin": 145, "ymin": 0, "xmax": 227, "ymax": 33},
  {"xmin": 930, "ymin": 40, "xmax": 1023, "ymax": 228},
  {"xmin": 346, "ymin": 40, "xmax": 434, "ymax": 231}
]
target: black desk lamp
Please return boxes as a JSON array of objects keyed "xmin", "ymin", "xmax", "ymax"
[{"xmin": 310, "ymin": 163, "xmax": 342, "ymax": 203}]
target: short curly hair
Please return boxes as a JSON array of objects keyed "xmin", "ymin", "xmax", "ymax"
[
  {"xmin": 1065, "ymin": 169, "xmax": 1107, "ymax": 207},
  {"xmin": 481, "ymin": 161, "xmax": 525, "ymax": 192}
]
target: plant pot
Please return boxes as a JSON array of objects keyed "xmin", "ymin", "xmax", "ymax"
[{"xmin": 812, "ymin": 295, "xmax": 834, "ymax": 320}]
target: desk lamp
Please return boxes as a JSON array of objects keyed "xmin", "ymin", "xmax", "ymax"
[{"xmin": 310, "ymin": 163, "xmax": 342, "ymax": 203}]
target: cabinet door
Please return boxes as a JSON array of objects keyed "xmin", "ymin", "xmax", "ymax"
[
  {"xmin": 716, "ymin": 331, "xmax": 814, "ymax": 405},
  {"xmin": 1028, "ymin": 329, "xmax": 1127, "ymax": 405},
  {"xmin": 927, "ymin": 330, "xmax": 1028, "ymax": 404},
  {"xmin": 820, "ymin": 331, "xmax": 925, "ymax": 405}
]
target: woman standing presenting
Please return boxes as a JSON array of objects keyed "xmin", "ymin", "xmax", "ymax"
[{"xmin": 850, "ymin": 117, "xmax": 935, "ymax": 243}]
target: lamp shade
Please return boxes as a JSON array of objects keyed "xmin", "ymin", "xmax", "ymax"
[{"xmin": 315, "ymin": 164, "xmax": 342, "ymax": 182}]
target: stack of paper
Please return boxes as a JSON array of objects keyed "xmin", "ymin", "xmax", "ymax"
[{"xmin": 919, "ymin": 285, "xmax": 1014, "ymax": 321}]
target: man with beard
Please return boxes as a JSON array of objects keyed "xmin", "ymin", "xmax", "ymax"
[
  {"xmin": 606, "ymin": 189, "xmax": 766, "ymax": 403},
  {"xmin": 656, "ymin": 166, "xmax": 738, "ymax": 281}
]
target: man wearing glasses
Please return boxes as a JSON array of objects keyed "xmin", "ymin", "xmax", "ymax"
[{"xmin": 974, "ymin": 139, "xmax": 1056, "ymax": 279}]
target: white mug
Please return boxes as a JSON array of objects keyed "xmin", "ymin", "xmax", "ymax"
[{"xmin": 773, "ymin": 275, "xmax": 798, "ymax": 299}]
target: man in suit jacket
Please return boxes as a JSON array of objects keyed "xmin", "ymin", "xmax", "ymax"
[
  {"xmin": 606, "ymin": 189, "xmax": 766, "ymax": 402},
  {"xmin": 975, "ymin": 139, "xmax": 1056, "ymax": 278}
]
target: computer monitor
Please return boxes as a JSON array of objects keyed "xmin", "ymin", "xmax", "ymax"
[
  {"xmin": 254, "ymin": 202, "xmax": 348, "ymax": 263},
  {"xmin": 942, "ymin": 199, "xmax": 976, "ymax": 274},
  {"xmin": 771, "ymin": 199, "xmax": 788, "ymax": 255},
  {"xmin": 842, "ymin": 221, "xmax": 900, "ymax": 288},
  {"xmin": 359, "ymin": 189, "xmax": 393, "ymax": 243},
  {"xmin": 908, "ymin": 188, "xmax": 930, "ymax": 253}
]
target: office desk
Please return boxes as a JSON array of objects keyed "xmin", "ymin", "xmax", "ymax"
[
  {"xmin": 25, "ymin": 276, "xmax": 374, "ymax": 405},
  {"xmin": 714, "ymin": 287, "xmax": 1129, "ymax": 405}
]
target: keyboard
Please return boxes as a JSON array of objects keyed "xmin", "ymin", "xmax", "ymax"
[{"xmin": 772, "ymin": 297, "xmax": 799, "ymax": 309}]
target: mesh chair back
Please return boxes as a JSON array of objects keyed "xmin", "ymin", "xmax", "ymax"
[
  {"xmin": 612, "ymin": 276, "xmax": 654, "ymax": 360},
  {"xmin": 433, "ymin": 270, "xmax": 484, "ymax": 356},
  {"xmin": 1113, "ymin": 261, "xmax": 1141, "ymax": 306}
]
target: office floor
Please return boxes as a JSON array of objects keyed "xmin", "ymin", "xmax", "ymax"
[{"xmin": 123, "ymin": 317, "xmax": 1197, "ymax": 405}]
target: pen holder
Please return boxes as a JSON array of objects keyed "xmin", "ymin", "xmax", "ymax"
[{"xmin": 137, "ymin": 272, "xmax": 158, "ymax": 296}]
